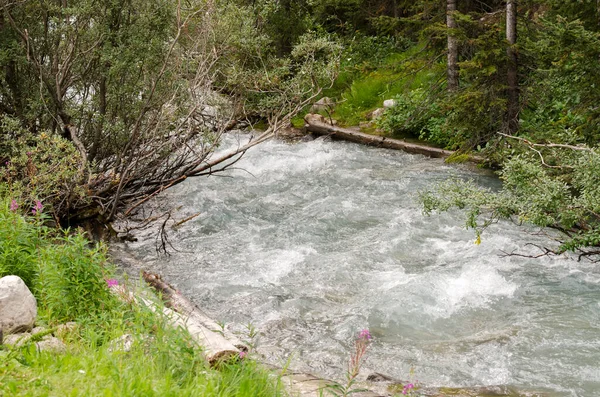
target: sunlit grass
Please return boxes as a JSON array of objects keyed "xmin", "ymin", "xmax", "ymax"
[{"xmin": 0, "ymin": 200, "xmax": 286, "ymax": 397}]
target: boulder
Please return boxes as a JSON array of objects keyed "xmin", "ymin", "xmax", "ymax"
[
  {"xmin": 0, "ymin": 276, "xmax": 37, "ymax": 334},
  {"xmin": 55, "ymin": 322, "xmax": 78, "ymax": 339},
  {"xmin": 3, "ymin": 332, "xmax": 29, "ymax": 347},
  {"xmin": 305, "ymin": 113, "xmax": 326, "ymax": 124},
  {"xmin": 370, "ymin": 107, "xmax": 385, "ymax": 119},
  {"xmin": 108, "ymin": 334, "xmax": 136, "ymax": 353},
  {"xmin": 36, "ymin": 336, "xmax": 67, "ymax": 353},
  {"xmin": 310, "ymin": 97, "xmax": 334, "ymax": 113},
  {"xmin": 383, "ymin": 99, "xmax": 396, "ymax": 108}
]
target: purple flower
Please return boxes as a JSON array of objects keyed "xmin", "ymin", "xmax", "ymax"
[
  {"xmin": 10, "ymin": 200, "xmax": 18, "ymax": 212},
  {"xmin": 402, "ymin": 383, "xmax": 414, "ymax": 395},
  {"xmin": 239, "ymin": 351, "xmax": 247, "ymax": 359},
  {"xmin": 358, "ymin": 329, "xmax": 372, "ymax": 340},
  {"xmin": 106, "ymin": 279, "xmax": 119, "ymax": 288},
  {"xmin": 32, "ymin": 200, "xmax": 43, "ymax": 215}
]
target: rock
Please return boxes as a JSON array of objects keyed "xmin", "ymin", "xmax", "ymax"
[
  {"xmin": 301, "ymin": 133, "xmax": 318, "ymax": 142},
  {"xmin": 3, "ymin": 332, "xmax": 30, "ymax": 347},
  {"xmin": 0, "ymin": 276, "xmax": 37, "ymax": 334},
  {"xmin": 370, "ymin": 108, "xmax": 385, "ymax": 119},
  {"xmin": 367, "ymin": 372, "xmax": 395, "ymax": 382},
  {"xmin": 314, "ymin": 135, "xmax": 332, "ymax": 142},
  {"xmin": 359, "ymin": 121, "xmax": 374, "ymax": 130},
  {"xmin": 108, "ymin": 334, "xmax": 136, "ymax": 353},
  {"xmin": 31, "ymin": 326, "xmax": 48, "ymax": 336},
  {"xmin": 383, "ymin": 99, "xmax": 396, "ymax": 108},
  {"xmin": 305, "ymin": 113, "xmax": 326, "ymax": 124},
  {"xmin": 55, "ymin": 322, "xmax": 78, "ymax": 339},
  {"xmin": 310, "ymin": 97, "xmax": 334, "ymax": 113},
  {"xmin": 36, "ymin": 336, "xmax": 67, "ymax": 353}
]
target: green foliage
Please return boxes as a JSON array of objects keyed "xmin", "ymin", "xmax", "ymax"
[
  {"xmin": 0, "ymin": 288, "xmax": 284, "ymax": 397},
  {"xmin": 520, "ymin": 15, "xmax": 600, "ymax": 146},
  {"xmin": 0, "ymin": 203, "xmax": 286, "ymax": 396},
  {"xmin": 221, "ymin": 26, "xmax": 342, "ymax": 119},
  {"xmin": 378, "ymin": 88, "xmax": 447, "ymax": 141},
  {"xmin": 1, "ymin": 116, "xmax": 87, "ymax": 217},
  {"xmin": 421, "ymin": 149, "xmax": 600, "ymax": 255},
  {"xmin": 36, "ymin": 234, "xmax": 117, "ymax": 323},
  {"xmin": 0, "ymin": 201, "xmax": 42, "ymax": 287},
  {"xmin": 332, "ymin": 42, "xmax": 438, "ymax": 126},
  {"xmin": 0, "ymin": 200, "xmax": 119, "ymax": 323}
]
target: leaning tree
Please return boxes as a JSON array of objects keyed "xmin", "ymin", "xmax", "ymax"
[{"xmin": 0, "ymin": 0, "xmax": 339, "ymax": 230}]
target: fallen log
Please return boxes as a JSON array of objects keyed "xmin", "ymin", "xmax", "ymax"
[
  {"xmin": 304, "ymin": 113, "xmax": 483, "ymax": 162},
  {"xmin": 113, "ymin": 283, "xmax": 242, "ymax": 365},
  {"xmin": 142, "ymin": 272, "xmax": 247, "ymax": 351}
]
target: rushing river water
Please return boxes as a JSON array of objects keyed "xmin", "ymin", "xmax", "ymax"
[{"xmin": 116, "ymin": 133, "xmax": 600, "ymax": 396}]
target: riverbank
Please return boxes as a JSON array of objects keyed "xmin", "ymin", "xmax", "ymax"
[
  {"xmin": 113, "ymin": 133, "xmax": 593, "ymax": 396},
  {"xmin": 0, "ymin": 201, "xmax": 285, "ymax": 396}
]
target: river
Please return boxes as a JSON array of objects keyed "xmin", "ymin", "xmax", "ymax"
[{"xmin": 115, "ymin": 133, "xmax": 600, "ymax": 396}]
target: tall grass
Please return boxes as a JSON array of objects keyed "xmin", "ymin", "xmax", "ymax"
[
  {"xmin": 0, "ymin": 199, "xmax": 287, "ymax": 396},
  {"xmin": 293, "ymin": 40, "xmax": 441, "ymax": 128}
]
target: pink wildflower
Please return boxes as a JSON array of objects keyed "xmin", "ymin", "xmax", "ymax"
[
  {"xmin": 106, "ymin": 279, "xmax": 119, "ymax": 288},
  {"xmin": 32, "ymin": 200, "xmax": 43, "ymax": 215},
  {"xmin": 402, "ymin": 383, "xmax": 415, "ymax": 395},
  {"xmin": 358, "ymin": 329, "xmax": 372, "ymax": 340},
  {"xmin": 239, "ymin": 351, "xmax": 247, "ymax": 359},
  {"xmin": 10, "ymin": 200, "xmax": 18, "ymax": 212}
]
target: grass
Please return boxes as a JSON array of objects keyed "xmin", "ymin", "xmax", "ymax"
[
  {"xmin": 293, "ymin": 41, "xmax": 442, "ymax": 129},
  {"xmin": 0, "ymin": 199, "xmax": 286, "ymax": 396}
]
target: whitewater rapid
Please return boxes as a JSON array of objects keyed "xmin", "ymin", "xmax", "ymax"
[{"xmin": 116, "ymin": 134, "xmax": 600, "ymax": 396}]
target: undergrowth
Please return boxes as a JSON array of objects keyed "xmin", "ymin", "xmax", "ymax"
[{"xmin": 0, "ymin": 198, "xmax": 286, "ymax": 396}]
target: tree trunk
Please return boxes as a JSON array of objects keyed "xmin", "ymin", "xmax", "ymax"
[
  {"xmin": 447, "ymin": 0, "xmax": 459, "ymax": 92},
  {"xmin": 506, "ymin": 0, "xmax": 519, "ymax": 135},
  {"xmin": 113, "ymin": 284, "xmax": 242, "ymax": 366},
  {"xmin": 304, "ymin": 114, "xmax": 459, "ymax": 159},
  {"xmin": 142, "ymin": 272, "xmax": 247, "ymax": 351}
]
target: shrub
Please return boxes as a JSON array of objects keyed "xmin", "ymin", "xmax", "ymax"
[
  {"xmin": 0, "ymin": 200, "xmax": 42, "ymax": 287},
  {"xmin": 0, "ymin": 198, "xmax": 119, "ymax": 324},
  {"xmin": 1, "ymin": 115, "xmax": 87, "ymax": 219}
]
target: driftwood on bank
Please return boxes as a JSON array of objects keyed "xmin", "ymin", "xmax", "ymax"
[
  {"xmin": 111, "ymin": 276, "xmax": 246, "ymax": 366},
  {"xmin": 142, "ymin": 272, "xmax": 247, "ymax": 349},
  {"xmin": 113, "ymin": 279, "xmax": 242, "ymax": 365},
  {"xmin": 304, "ymin": 113, "xmax": 482, "ymax": 161}
]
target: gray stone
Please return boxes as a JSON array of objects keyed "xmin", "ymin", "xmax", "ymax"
[
  {"xmin": 310, "ymin": 97, "xmax": 334, "ymax": 113},
  {"xmin": 36, "ymin": 336, "xmax": 67, "ymax": 353},
  {"xmin": 301, "ymin": 133, "xmax": 317, "ymax": 142},
  {"xmin": 108, "ymin": 334, "xmax": 136, "ymax": 353},
  {"xmin": 55, "ymin": 322, "xmax": 78, "ymax": 338},
  {"xmin": 0, "ymin": 276, "xmax": 37, "ymax": 334},
  {"xmin": 359, "ymin": 121, "xmax": 374, "ymax": 130},
  {"xmin": 31, "ymin": 326, "xmax": 48, "ymax": 336},
  {"xmin": 383, "ymin": 99, "xmax": 396, "ymax": 108},
  {"xmin": 370, "ymin": 107, "xmax": 385, "ymax": 119},
  {"xmin": 366, "ymin": 372, "xmax": 395, "ymax": 382},
  {"xmin": 4, "ymin": 332, "xmax": 30, "ymax": 347}
]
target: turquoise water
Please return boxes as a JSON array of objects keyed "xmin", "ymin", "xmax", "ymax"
[{"xmin": 118, "ymin": 134, "xmax": 600, "ymax": 396}]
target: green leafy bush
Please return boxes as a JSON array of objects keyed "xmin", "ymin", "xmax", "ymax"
[
  {"xmin": 0, "ymin": 201, "xmax": 42, "ymax": 287},
  {"xmin": 36, "ymin": 233, "xmax": 117, "ymax": 323},
  {"xmin": 1, "ymin": 116, "xmax": 87, "ymax": 219},
  {"xmin": 0, "ymin": 199, "xmax": 118, "ymax": 323},
  {"xmin": 421, "ymin": 150, "xmax": 600, "ymax": 257}
]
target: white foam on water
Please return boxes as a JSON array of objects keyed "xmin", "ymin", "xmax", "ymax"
[
  {"xmin": 424, "ymin": 264, "xmax": 517, "ymax": 318},
  {"xmin": 120, "ymin": 134, "xmax": 600, "ymax": 396},
  {"xmin": 232, "ymin": 139, "xmax": 340, "ymax": 179}
]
